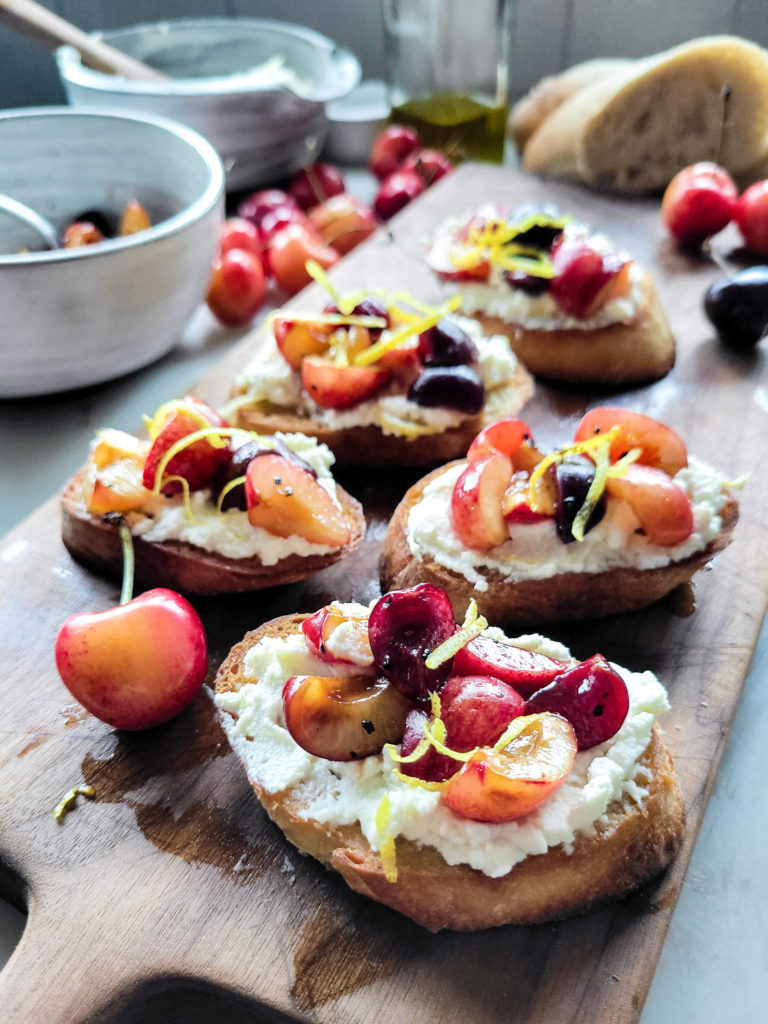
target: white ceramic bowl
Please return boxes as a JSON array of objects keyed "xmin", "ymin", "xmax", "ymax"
[
  {"xmin": 56, "ymin": 18, "xmax": 361, "ymax": 189},
  {"xmin": 0, "ymin": 107, "xmax": 224, "ymax": 399}
]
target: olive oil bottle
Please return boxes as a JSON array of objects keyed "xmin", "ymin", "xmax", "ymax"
[{"xmin": 390, "ymin": 90, "xmax": 508, "ymax": 163}]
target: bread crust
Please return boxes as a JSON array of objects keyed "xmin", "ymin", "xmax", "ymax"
[
  {"xmin": 523, "ymin": 36, "xmax": 768, "ymax": 192},
  {"xmin": 381, "ymin": 463, "xmax": 739, "ymax": 624},
  {"xmin": 509, "ymin": 58, "xmax": 633, "ymax": 152},
  {"xmin": 215, "ymin": 615, "xmax": 685, "ymax": 932},
  {"xmin": 61, "ymin": 469, "xmax": 366, "ymax": 596},
  {"xmin": 462, "ymin": 271, "xmax": 675, "ymax": 385},
  {"xmin": 229, "ymin": 364, "xmax": 535, "ymax": 467}
]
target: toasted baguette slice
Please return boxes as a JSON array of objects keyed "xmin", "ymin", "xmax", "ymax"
[
  {"xmin": 230, "ymin": 365, "xmax": 534, "ymax": 467},
  {"xmin": 465, "ymin": 269, "xmax": 674, "ymax": 385},
  {"xmin": 215, "ymin": 615, "xmax": 685, "ymax": 931},
  {"xmin": 61, "ymin": 469, "xmax": 365, "ymax": 596},
  {"xmin": 509, "ymin": 58, "xmax": 633, "ymax": 152},
  {"xmin": 523, "ymin": 36, "xmax": 768, "ymax": 192},
  {"xmin": 381, "ymin": 463, "xmax": 739, "ymax": 624}
]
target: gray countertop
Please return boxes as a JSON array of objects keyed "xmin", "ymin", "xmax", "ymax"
[{"xmin": 1, "ymin": 194, "xmax": 766, "ymax": 1021}]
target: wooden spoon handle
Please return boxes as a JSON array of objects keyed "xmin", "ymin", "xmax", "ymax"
[{"xmin": 0, "ymin": 0, "xmax": 167, "ymax": 81}]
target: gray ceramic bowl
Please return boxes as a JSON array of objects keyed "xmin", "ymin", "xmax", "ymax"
[
  {"xmin": 56, "ymin": 18, "xmax": 361, "ymax": 189},
  {"xmin": 0, "ymin": 107, "xmax": 224, "ymax": 399}
]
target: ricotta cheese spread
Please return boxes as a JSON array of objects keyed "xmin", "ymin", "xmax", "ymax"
[
  {"xmin": 231, "ymin": 316, "xmax": 522, "ymax": 438},
  {"xmin": 428, "ymin": 214, "xmax": 644, "ymax": 331},
  {"xmin": 406, "ymin": 455, "xmax": 728, "ymax": 592},
  {"xmin": 215, "ymin": 614, "xmax": 669, "ymax": 878},
  {"xmin": 95, "ymin": 431, "xmax": 342, "ymax": 563}
]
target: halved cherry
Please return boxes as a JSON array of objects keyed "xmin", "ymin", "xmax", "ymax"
[
  {"xmin": 442, "ymin": 712, "xmax": 577, "ymax": 822},
  {"xmin": 282, "ymin": 674, "xmax": 413, "ymax": 761},
  {"xmin": 502, "ymin": 474, "xmax": 553, "ymax": 523},
  {"xmin": 302, "ymin": 607, "xmax": 373, "ymax": 667},
  {"xmin": 142, "ymin": 398, "xmax": 229, "ymax": 495},
  {"xmin": 399, "ymin": 674, "xmax": 526, "ymax": 782},
  {"xmin": 605, "ymin": 463, "xmax": 694, "ymax": 545},
  {"xmin": 467, "ymin": 418, "xmax": 534, "ymax": 464},
  {"xmin": 525, "ymin": 654, "xmax": 629, "ymax": 750},
  {"xmin": 88, "ymin": 459, "xmax": 150, "ymax": 514},
  {"xmin": 453, "ymin": 636, "xmax": 569, "ymax": 698},
  {"xmin": 573, "ymin": 407, "xmax": 688, "ymax": 477},
  {"xmin": 245, "ymin": 453, "xmax": 350, "ymax": 546},
  {"xmin": 550, "ymin": 239, "xmax": 631, "ymax": 319},
  {"xmin": 368, "ymin": 585, "xmax": 456, "ymax": 702},
  {"xmin": 273, "ymin": 317, "xmax": 331, "ymax": 370},
  {"xmin": 450, "ymin": 453, "xmax": 513, "ymax": 552},
  {"xmin": 302, "ymin": 355, "xmax": 389, "ymax": 410}
]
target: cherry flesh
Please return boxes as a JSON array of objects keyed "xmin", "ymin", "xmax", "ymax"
[{"xmin": 525, "ymin": 654, "xmax": 629, "ymax": 750}]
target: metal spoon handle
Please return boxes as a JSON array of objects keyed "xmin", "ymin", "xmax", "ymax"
[{"xmin": 0, "ymin": 193, "xmax": 58, "ymax": 249}]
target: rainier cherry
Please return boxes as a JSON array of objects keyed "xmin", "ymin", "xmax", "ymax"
[
  {"xmin": 734, "ymin": 180, "xmax": 768, "ymax": 253},
  {"xmin": 55, "ymin": 520, "xmax": 207, "ymax": 730},
  {"xmin": 662, "ymin": 162, "xmax": 737, "ymax": 247},
  {"xmin": 269, "ymin": 223, "xmax": 339, "ymax": 295},
  {"xmin": 206, "ymin": 248, "xmax": 267, "ymax": 326},
  {"xmin": 443, "ymin": 712, "xmax": 577, "ymax": 822}
]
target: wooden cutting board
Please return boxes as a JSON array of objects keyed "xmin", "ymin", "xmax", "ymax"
[{"xmin": 1, "ymin": 164, "xmax": 766, "ymax": 1024}]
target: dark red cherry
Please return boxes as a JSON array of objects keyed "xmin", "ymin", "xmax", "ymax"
[
  {"xmin": 368, "ymin": 585, "xmax": 456, "ymax": 702},
  {"xmin": 398, "ymin": 708, "xmax": 461, "ymax": 781},
  {"xmin": 418, "ymin": 318, "xmax": 478, "ymax": 366},
  {"xmin": 525, "ymin": 654, "xmax": 629, "ymax": 749},
  {"xmin": 408, "ymin": 365, "xmax": 485, "ymax": 414},
  {"xmin": 554, "ymin": 455, "xmax": 606, "ymax": 544}
]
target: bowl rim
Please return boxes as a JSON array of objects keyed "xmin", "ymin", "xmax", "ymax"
[
  {"xmin": 56, "ymin": 17, "xmax": 361, "ymax": 101},
  {"xmin": 0, "ymin": 106, "xmax": 224, "ymax": 268}
]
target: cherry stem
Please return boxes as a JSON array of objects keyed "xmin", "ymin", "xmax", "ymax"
[
  {"xmin": 703, "ymin": 240, "xmax": 733, "ymax": 278},
  {"xmin": 104, "ymin": 513, "xmax": 136, "ymax": 605}
]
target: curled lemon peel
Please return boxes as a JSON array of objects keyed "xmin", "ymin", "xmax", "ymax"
[
  {"xmin": 448, "ymin": 213, "xmax": 570, "ymax": 278},
  {"xmin": 53, "ymin": 784, "xmax": 95, "ymax": 824},
  {"xmin": 374, "ymin": 793, "xmax": 398, "ymax": 882},
  {"xmin": 143, "ymin": 400, "xmax": 211, "ymax": 441},
  {"xmin": 216, "ymin": 475, "xmax": 247, "ymax": 515},
  {"xmin": 270, "ymin": 310, "xmax": 388, "ymax": 330},
  {"xmin": 374, "ymin": 407, "xmax": 445, "ymax": 438},
  {"xmin": 722, "ymin": 472, "xmax": 749, "ymax": 490},
  {"xmin": 425, "ymin": 599, "xmax": 488, "ymax": 669},
  {"xmin": 353, "ymin": 295, "xmax": 462, "ymax": 367},
  {"xmin": 491, "ymin": 713, "xmax": 543, "ymax": 755},
  {"xmin": 151, "ymin": 426, "xmax": 240, "ymax": 494}
]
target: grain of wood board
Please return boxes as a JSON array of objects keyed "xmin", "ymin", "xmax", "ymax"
[{"xmin": 0, "ymin": 164, "xmax": 765, "ymax": 1024}]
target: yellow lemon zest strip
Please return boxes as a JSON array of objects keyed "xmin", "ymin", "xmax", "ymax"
[
  {"xmin": 53, "ymin": 784, "xmax": 95, "ymax": 824},
  {"xmin": 425, "ymin": 599, "xmax": 488, "ymax": 669},
  {"xmin": 385, "ymin": 734, "xmax": 433, "ymax": 765},
  {"xmin": 152, "ymin": 426, "xmax": 234, "ymax": 494},
  {"xmin": 374, "ymin": 793, "xmax": 398, "ymax": 882},
  {"xmin": 143, "ymin": 400, "xmax": 211, "ymax": 441},
  {"xmin": 269, "ymin": 310, "xmax": 388, "ymax": 329},
  {"xmin": 216, "ymin": 475, "xmax": 247, "ymax": 514},
  {"xmin": 393, "ymin": 772, "xmax": 450, "ymax": 792},
  {"xmin": 722, "ymin": 472, "xmax": 749, "ymax": 490},
  {"xmin": 492, "ymin": 713, "xmax": 540, "ymax": 754},
  {"xmin": 527, "ymin": 426, "xmax": 622, "ymax": 513},
  {"xmin": 305, "ymin": 258, "xmax": 344, "ymax": 308},
  {"xmin": 353, "ymin": 295, "xmax": 462, "ymax": 367}
]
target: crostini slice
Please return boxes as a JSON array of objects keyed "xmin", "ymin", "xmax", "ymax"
[
  {"xmin": 214, "ymin": 587, "xmax": 684, "ymax": 931},
  {"xmin": 61, "ymin": 396, "xmax": 366, "ymax": 595},
  {"xmin": 427, "ymin": 204, "xmax": 675, "ymax": 384},
  {"xmin": 226, "ymin": 271, "xmax": 534, "ymax": 466},
  {"xmin": 381, "ymin": 408, "xmax": 739, "ymax": 623}
]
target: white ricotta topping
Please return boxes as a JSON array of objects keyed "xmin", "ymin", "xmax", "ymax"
[
  {"xmin": 427, "ymin": 214, "xmax": 644, "ymax": 331},
  {"xmin": 405, "ymin": 455, "xmax": 728, "ymax": 592},
  {"xmin": 231, "ymin": 316, "xmax": 522, "ymax": 438},
  {"xmin": 127, "ymin": 432, "xmax": 341, "ymax": 563},
  {"xmin": 215, "ymin": 612, "xmax": 669, "ymax": 878}
]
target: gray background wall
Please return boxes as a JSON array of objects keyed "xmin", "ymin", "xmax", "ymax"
[{"xmin": 1, "ymin": 0, "xmax": 766, "ymax": 111}]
